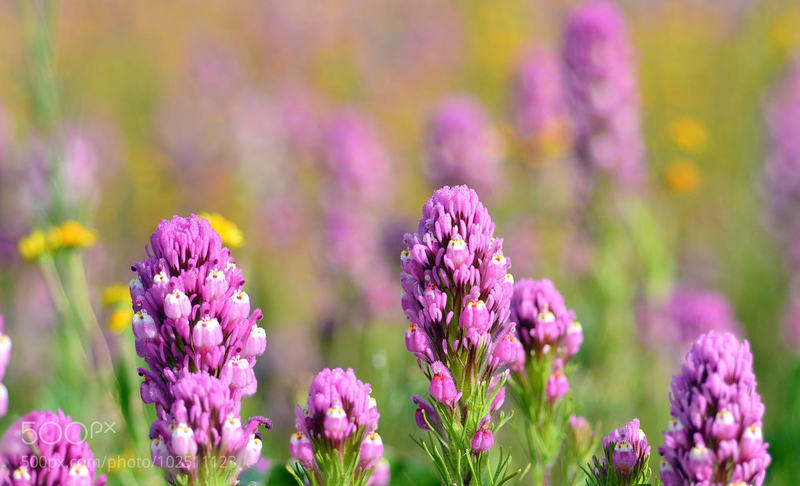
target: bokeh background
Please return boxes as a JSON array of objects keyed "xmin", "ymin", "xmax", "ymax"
[{"xmin": 0, "ymin": 0, "xmax": 799, "ymax": 484}]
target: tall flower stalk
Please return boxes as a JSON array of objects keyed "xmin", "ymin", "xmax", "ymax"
[
  {"xmin": 400, "ymin": 185, "xmax": 523, "ymax": 485},
  {"xmin": 506, "ymin": 278, "xmax": 586, "ymax": 485},
  {"xmin": 130, "ymin": 215, "xmax": 270, "ymax": 485}
]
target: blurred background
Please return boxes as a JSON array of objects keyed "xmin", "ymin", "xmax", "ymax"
[{"xmin": 0, "ymin": 0, "xmax": 799, "ymax": 484}]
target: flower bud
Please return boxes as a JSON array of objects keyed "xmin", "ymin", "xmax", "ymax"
[
  {"xmin": 461, "ymin": 300, "xmax": 490, "ymax": 341},
  {"xmin": 220, "ymin": 415, "xmax": 244, "ymax": 454},
  {"xmin": 192, "ymin": 316, "xmax": 223, "ymax": 352},
  {"xmin": 740, "ymin": 424, "xmax": 763, "ymax": 459},
  {"xmin": 324, "ymin": 406, "xmax": 349, "ymax": 441},
  {"xmin": 359, "ymin": 432, "xmax": 384, "ymax": 468},
  {"xmin": 164, "ymin": 289, "xmax": 191, "ymax": 320},
  {"xmin": 238, "ymin": 434, "xmax": 262, "ymax": 469},
  {"xmin": 132, "ymin": 309, "xmax": 158, "ymax": 341},
  {"xmin": 65, "ymin": 463, "xmax": 91, "ymax": 486},
  {"xmin": 564, "ymin": 321, "xmax": 583, "ymax": 358},
  {"xmin": 688, "ymin": 445, "xmax": 713, "ymax": 480},
  {"xmin": 230, "ymin": 291, "xmax": 250, "ymax": 319},
  {"xmin": 546, "ymin": 368, "xmax": 569, "ymax": 404},
  {"xmin": 446, "ymin": 235, "xmax": 470, "ymax": 269},
  {"xmin": 290, "ymin": 432, "xmax": 314, "ymax": 469},
  {"xmin": 205, "ymin": 269, "xmax": 229, "ymax": 299},
  {"xmin": 612, "ymin": 440, "xmax": 637, "ymax": 473},
  {"xmin": 471, "ymin": 424, "xmax": 494, "ymax": 453},
  {"xmin": 229, "ymin": 356, "xmax": 254, "ymax": 390},
  {"xmin": 170, "ymin": 423, "xmax": 197, "ymax": 461},
  {"xmin": 712, "ymin": 409, "xmax": 738, "ymax": 441},
  {"xmin": 429, "ymin": 362, "xmax": 459, "ymax": 406},
  {"xmin": 367, "ymin": 458, "xmax": 390, "ymax": 486},
  {"xmin": 405, "ymin": 324, "xmax": 429, "ymax": 355},
  {"xmin": 241, "ymin": 324, "xmax": 267, "ymax": 357}
]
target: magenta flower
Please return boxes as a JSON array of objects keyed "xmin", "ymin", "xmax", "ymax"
[
  {"xmin": 291, "ymin": 368, "xmax": 384, "ymax": 485},
  {"xmin": 659, "ymin": 332, "xmax": 770, "ymax": 485},
  {"xmin": 588, "ymin": 418, "xmax": 651, "ymax": 485},
  {"xmin": 563, "ymin": 1, "xmax": 645, "ymax": 187},
  {"xmin": 424, "ymin": 96, "xmax": 503, "ymax": 195},
  {"xmin": 643, "ymin": 286, "xmax": 742, "ymax": 351},
  {"xmin": 401, "ymin": 185, "xmax": 520, "ymax": 484},
  {"xmin": 764, "ymin": 62, "xmax": 800, "ymax": 243},
  {"xmin": 0, "ymin": 410, "xmax": 106, "ymax": 485},
  {"xmin": 130, "ymin": 215, "xmax": 269, "ymax": 482},
  {"xmin": 510, "ymin": 48, "xmax": 570, "ymax": 149},
  {"xmin": 511, "ymin": 278, "xmax": 581, "ymax": 361}
]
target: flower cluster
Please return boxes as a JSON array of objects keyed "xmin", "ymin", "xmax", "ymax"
[
  {"xmin": 290, "ymin": 368, "xmax": 386, "ymax": 486},
  {"xmin": 130, "ymin": 214, "xmax": 269, "ymax": 483},
  {"xmin": 401, "ymin": 185, "xmax": 518, "ymax": 483},
  {"xmin": 563, "ymin": 0, "xmax": 645, "ymax": 187},
  {"xmin": 18, "ymin": 221, "xmax": 98, "ymax": 261},
  {"xmin": 659, "ymin": 331, "xmax": 771, "ymax": 485},
  {"xmin": 424, "ymin": 96, "xmax": 503, "ymax": 195},
  {"xmin": 588, "ymin": 418, "xmax": 651, "ymax": 486},
  {"xmin": 0, "ymin": 409, "xmax": 106, "ymax": 486},
  {"xmin": 320, "ymin": 110, "xmax": 395, "ymax": 318},
  {"xmin": 510, "ymin": 49, "xmax": 570, "ymax": 155},
  {"xmin": 764, "ymin": 61, "xmax": 800, "ymax": 242},
  {"xmin": 642, "ymin": 286, "xmax": 742, "ymax": 351},
  {"xmin": 510, "ymin": 278, "xmax": 582, "ymax": 403},
  {"xmin": 0, "ymin": 315, "xmax": 9, "ymax": 417}
]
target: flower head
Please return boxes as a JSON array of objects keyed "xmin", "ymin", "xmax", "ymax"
[
  {"xmin": 659, "ymin": 332, "xmax": 770, "ymax": 485},
  {"xmin": 510, "ymin": 49, "xmax": 570, "ymax": 155},
  {"xmin": 589, "ymin": 418, "xmax": 650, "ymax": 485},
  {"xmin": 563, "ymin": 0, "xmax": 645, "ymax": 187},
  {"xmin": 292, "ymin": 368, "xmax": 383, "ymax": 483},
  {"xmin": 510, "ymin": 278, "xmax": 581, "ymax": 362},
  {"xmin": 0, "ymin": 410, "xmax": 106, "ymax": 485},
  {"xmin": 425, "ymin": 96, "xmax": 503, "ymax": 194}
]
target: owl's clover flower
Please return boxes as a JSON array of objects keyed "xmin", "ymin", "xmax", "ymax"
[
  {"xmin": 401, "ymin": 185, "xmax": 517, "ymax": 485},
  {"xmin": 0, "ymin": 410, "xmax": 106, "ymax": 486},
  {"xmin": 764, "ymin": 62, "xmax": 800, "ymax": 244},
  {"xmin": 424, "ymin": 96, "xmax": 503, "ymax": 195},
  {"xmin": 510, "ymin": 49, "xmax": 570, "ymax": 155},
  {"xmin": 130, "ymin": 215, "xmax": 269, "ymax": 482},
  {"xmin": 659, "ymin": 331, "xmax": 770, "ymax": 486},
  {"xmin": 290, "ymin": 368, "xmax": 384, "ymax": 486},
  {"xmin": 588, "ymin": 418, "xmax": 651, "ymax": 486},
  {"xmin": 563, "ymin": 1, "xmax": 645, "ymax": 187}
]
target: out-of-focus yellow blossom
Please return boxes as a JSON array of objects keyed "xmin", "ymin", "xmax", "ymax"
[
  {"xmin": 18, "ymin": 229, "xmax": 48, "ymax": 261},
  {"xmin": 102, "ymin": 283, "xmax": 131, "ymax": 307},
  {"xmin": 107, "ymin": 307, "xmax": 133, "ymax": 334},
  {"xmin": 102, "ymin": 283, "xmax": 133, "ymax": 333},
  {"xmin": 769, "ymin": 10, "xmax": 800, "ymax": 54},
  {"xmin": 48, "ymin": 221, "xmax": 98, "ymax": 251},
  {"xmin": 669, "ymin": 117, "xmax": 709, "ymax": 154},
  {"xmin": 536, "ymin": 119, "xmax": 572, "ymax": 160},
  {"xmin": 664, "ymin": 159, "xmax": 701, "ymax": 194},
  {"xmin": 199, "ymin": 212, "xmax": 244, "ymax": 248}
]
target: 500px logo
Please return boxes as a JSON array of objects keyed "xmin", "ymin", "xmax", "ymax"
[{"xmin": 21, "ymin": 421, "xmax": 116, "ymax": 445}]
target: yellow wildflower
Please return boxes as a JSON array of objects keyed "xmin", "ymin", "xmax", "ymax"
[
  {"xmin": 664, "ymin": 159, "xmax": 701, "ymax": 194},
  {"xmin": 18, "ymin": 229, "xmax": 48, "ymax": 261},
  {"xmin": 669, "ymin": 117, "xmax": 709, "ymax": 154},
  {"xmin": 102, "ymin": 283, "xmax": 131, "ymax": 307},
  {"xmin": 51, "ymin": 221, "xmax": 98, "ymax": 249},
  {"xmin": 107, "ymin": 307, "xmax": 133, "ymax": 334},
  {"xmin": 199, "ymin": 212, "xmax": 244, "ymax": 248}
]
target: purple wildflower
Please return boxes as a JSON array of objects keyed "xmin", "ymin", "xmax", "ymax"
[
  {"xmin": 563, "ymin": 1, "xmax": 645, "ymax": 187},
  {"xmin": 510, "ymin": 48, "xmax": 570, "ymax": 151},
  {"xmin": 292, "ymin": 368, "xmax": 384, "ymax": 484},
  {"xmin": 131, "ymin": 215, "xmax": 269, "ymax": 481},
  {"xmin": 589, "ymin": 418, "xmax": 651, "ymax": 485},
  {"xmin": 659, "ymin": 331, "xmax": 770, "ymax": 485},
  {"xmin": 424, "ymin": 96, "xmax": 503, "ymax": 195},
  {"xmin": 764, "ymin": 61, "xmax": 800, "ymax": 243},
  {"xmin": 0, "ymin": 410, "xmax": 106, "ymax": 485},
  {"xmin": 401, "ymin": 185, "xmax": 514, "ymax": 460},
  {"xmin": 511, "ymin": 278, "xmax": 582, "ymax": 364}
]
